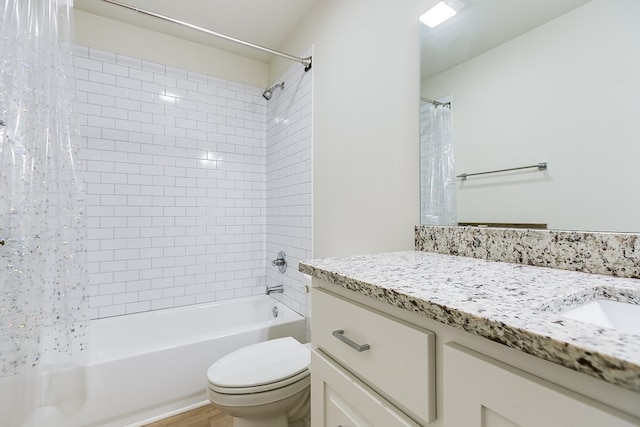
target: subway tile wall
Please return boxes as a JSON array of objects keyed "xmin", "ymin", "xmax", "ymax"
[
  {"xmin": 265, "ymin": 50, "xmax": 313, "ymax": 333},
  {"xmin": 73, "ymin": 46, "xmax": 310, "ymax": 319}
]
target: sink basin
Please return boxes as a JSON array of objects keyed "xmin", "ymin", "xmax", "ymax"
[{"xmin": 561, "ymin": 299, "xmax": 640, "ymax": 335}]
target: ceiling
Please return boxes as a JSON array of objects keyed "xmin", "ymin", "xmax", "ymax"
[
  {"xmin": 74, "ymin": 0, "xmax": 595, "ymax": 82},
  {"xmin": 421, "ymin": 0, "xmax": 593, "ymax": 79},
  {"xmin": 73, "ymin": 0, "xmax": 321, "ymax": 63}
]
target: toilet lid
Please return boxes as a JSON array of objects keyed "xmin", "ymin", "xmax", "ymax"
[{"xmin": 207, "ymin": 337, "xmax": 310, "ymax": 388}]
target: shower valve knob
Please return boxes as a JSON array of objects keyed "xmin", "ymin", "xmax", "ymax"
[{"xmin": 271, "ymin": 251, "xmax": 287, "ymax": 273}]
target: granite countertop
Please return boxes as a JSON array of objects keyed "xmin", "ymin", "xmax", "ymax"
[{"xmin": 299, "ymin": 250, "xmax": 640, "ymax": 393}]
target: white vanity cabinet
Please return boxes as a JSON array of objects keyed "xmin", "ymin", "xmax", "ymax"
[
  {"xmin": 311, "ymin": 282, "xmax": 640, "ymax": 427},
  {"xmin": 443, "ymin": 343, "xmax": 639, "ymax": 427},
  {"xmin": 311, "ymin": 288, "xmax": 436, "ymax": 426}
]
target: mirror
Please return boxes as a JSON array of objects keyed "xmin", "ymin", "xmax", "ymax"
[{"xmin": 420, "ymin": 0, "xmax": 640, "ymax": 232}]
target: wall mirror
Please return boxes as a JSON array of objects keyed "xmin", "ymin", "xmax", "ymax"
[{"xmin": 419, "ymin": 0, "xmax": 640, "ymax": 232}]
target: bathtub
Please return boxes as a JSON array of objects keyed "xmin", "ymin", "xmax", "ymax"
[{"xmin": 59, "ymin": 295, "xmax": 306, "ymax": 427}]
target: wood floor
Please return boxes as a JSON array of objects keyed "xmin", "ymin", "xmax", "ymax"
[{"xmin": 144, "ymin": 404, "xmax": 232, "ymax": 427}]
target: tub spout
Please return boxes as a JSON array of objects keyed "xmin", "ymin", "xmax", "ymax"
[{"xmin": 266, "ymin": 285, "xmax": 284, "ymax": 295}]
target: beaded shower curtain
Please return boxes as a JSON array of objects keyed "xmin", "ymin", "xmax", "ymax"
[{"xmin": 0, "ymin": 0, "xmax": 87, "ymax": 425}]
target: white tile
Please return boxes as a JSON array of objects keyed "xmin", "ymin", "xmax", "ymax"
[
  {"xmin": 139, "ymin": 289, "xmax": 163, "ymax": 301},
  {"xmin": 100, "ymin": 173, "xmax": 127, "ymax": 185},
  {"xmin": 151, "ymin": 298, "xmax": 174, "ymax": 310},
  {"xmin": 88, "ymin": 93, "xmax": 116, "ymax": 108},
  {"xmin": 89, "ymin": 272, "xmax": 114, "ymax": 285},
  {"xmin": 101, "ymin": 129, "xmax": 128, "ymax": 141},
  {"xmin": 163, "ymin": 287, "xmax": 185, "ymax": 298},
  {"xmin": 166, "ymin": 66, "xmax": 187, "ymax": 79},
  {"xmin": 126, "ymin": 280, "xmax": 151, "ymax": 292},
  {"xmin": 129, "ymin": 89, "xmax": 154, "ymax": 103},
  {"xmin": 128, "ymin": 111, "xmax": 153, "ymax": 124},
  {"xmin": 99, "ymin": 305, "xmax": 125, "ymax": 318},
  {"xmin": 100, "ymin": 261, "xmax": 127, "ymax": 273},
  {"xmin": 130, "ymin": 68, "xmax": 154, "ymax": 83},
  {"xmin": 89, "ymin": 70, "xmax": 116, "ymax": 85},
  {"xmin": 73, "ymin": 45, "xmax": 89, "ymax": 58},
  {"xmin": 187, "ymin": 71, "xmax": 208, "ymax": 84},
  {"xmin": 87, "ymin": 115, "xmax": 115, "ymax": 129},
  {"xmin": 154, "ymin": 74, "xmax": 177, "ymax": 87},
  {"xmin": 102, "ymin": 84, "xmax": 130, "ymax": 99},
  {"xmin": 74, "ymin": 56, "xmax": 102, "ymax": 72},
  {"xmin": 103, "ymin": 62, "xmax": 129, "ymax": 77},
  {"xmin": 79, "ymin": 45, "xmax": 311, "ymax": 319},
  {"xmin": 126, "ymin": 301, "xmax": 150, "ymax": 314},
  {"xmin": 115, "ymin": 119, "xmax": 142, "ymax": 132},
  {"xmin": 117, "ymin": 54, "xmax": 142, "ymax": 69},
  {"xmin": 174, "ymin": 295, "xmax": 196, "ymax": 306},
  {"xmin": 100, "ymin": 195, "xmax": 128, "ymax": 206},
  {"xmin": 116, "ymin": 76, "xmax": 142, "ymax": 90},
  {"xmin": 114, "ymin": 185, "xmax": 141, "ymax": 196},
  {"xmin": 99, "ymin": 282, "xmax": 126, "ymax": 295},
  {"xmin": 142, "ymin": 60, "xmax": 165, "ymax": 74},
  {"xmin": 102, "ymin": 107, "xmax": 128, "ymax": 120},
  {"xmin": 89, "ymin": 48, "xmax": 116, "ymax": 64}
]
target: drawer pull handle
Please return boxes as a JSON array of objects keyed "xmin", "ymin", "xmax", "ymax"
[{"xmin": 332, "ymin": 329, "xmax": 370, "ymax": 352}]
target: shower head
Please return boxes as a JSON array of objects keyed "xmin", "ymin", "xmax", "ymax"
[{"xmin": 262, "ymin": 82, "xmax": 285, "ymax": 101}]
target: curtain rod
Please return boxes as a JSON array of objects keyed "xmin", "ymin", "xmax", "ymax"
[
  {"xmin": 421, "ymin": 97, "xmax": 451, "ymax": 107},
  {"xmin": 99, "ymin": 0, "xmax": 312, "ymax": 72}
]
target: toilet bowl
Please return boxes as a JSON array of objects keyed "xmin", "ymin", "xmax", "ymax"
[{"xmin": 206, "ymin": 337, "xmax": 311, "ymax": 427}]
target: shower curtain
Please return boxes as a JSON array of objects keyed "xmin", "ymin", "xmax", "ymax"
[
  {"xmin": 420, "ymin": 101, "xmax": 457, "ymax": 225},
  {"xmin": 0, "ymin": 0, "xmax": 87, "ymax": 425}
]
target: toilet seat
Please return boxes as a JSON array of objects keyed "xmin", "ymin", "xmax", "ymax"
[
  {"xmin": 209, "ymin": 369, "xmax": 310, "ymax": 395},
  {"xmin": 207, "ymin": 337, "xmax": 310, "ymax": 395}
]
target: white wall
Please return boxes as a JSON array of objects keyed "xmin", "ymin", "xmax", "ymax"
[
  {"xmin": 422, "ymin": 0, "xmax": 640, "ymax": 232},
  {"xmin": 273, "ymin": 0, "xmax": 424, "ymax": 257},
  {"xmin": 73, "ymin": 10, "xmax": 268, "ymax": 88}
]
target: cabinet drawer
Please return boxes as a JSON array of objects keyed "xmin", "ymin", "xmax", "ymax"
[{"xmin": 312, "ymin": 289, "xmax": 435, "ymax": 424}]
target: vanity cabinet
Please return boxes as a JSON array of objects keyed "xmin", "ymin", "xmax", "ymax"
[
  {"xmin": 311, "ymin": 288, "xmax": 436, "ymax": 426},
  {"xmin": 443, "ymin": 343, "xmax": 638, "ymax": 427},
  {"xmin": 311, "ymin": 282, "xmax": 640, "ymax": 427}
]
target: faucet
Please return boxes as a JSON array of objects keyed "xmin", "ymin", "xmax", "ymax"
[{"xmin": 266, "ymin": 284, "xmax": 284, "ymax": 295}]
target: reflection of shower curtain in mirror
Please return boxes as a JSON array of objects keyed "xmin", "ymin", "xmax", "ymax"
[
  {"xmin": 0, "ymin": 0, "xmax": 88, "ymax": 425},
  {"xmin": 420, "ymin": 102, "xmax": 456, "ymax": 225}
]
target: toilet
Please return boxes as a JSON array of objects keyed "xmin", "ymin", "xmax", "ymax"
[{"xmin": 206, "ymin": 337, "xmax": 311, "ymax": 427}]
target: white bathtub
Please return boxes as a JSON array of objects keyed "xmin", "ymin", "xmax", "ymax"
[{"xmin": 61, "ymin": 295, "xmax": 306, "ymax": 427}]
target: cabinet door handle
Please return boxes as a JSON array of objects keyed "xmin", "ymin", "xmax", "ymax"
[{"xmin": 332, "ymin": 329, "xmax": 370, "ymax": 352}]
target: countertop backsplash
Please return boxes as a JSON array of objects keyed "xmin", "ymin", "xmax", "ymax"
[{"xmin": 415, "ymin": 226, "xmax": 640, "ymax": 279}]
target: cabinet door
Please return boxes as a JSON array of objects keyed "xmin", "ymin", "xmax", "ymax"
[
  {"xmin": 443, "ymin": 343, "xmax": 640, "ymax": 427},
  {"xmin": 311, "ymin": 349, "xmax": 421, "ymax": 427}
]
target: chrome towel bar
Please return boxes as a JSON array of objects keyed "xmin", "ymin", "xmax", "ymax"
[{"xmin": 457, "ymin": 162, "xmax": 547, "ymax": 180}]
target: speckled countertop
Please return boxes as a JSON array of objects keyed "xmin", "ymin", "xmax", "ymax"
[{"xmin": 300, "ymin": 250, "xmax": 640, "ymax": 393}]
